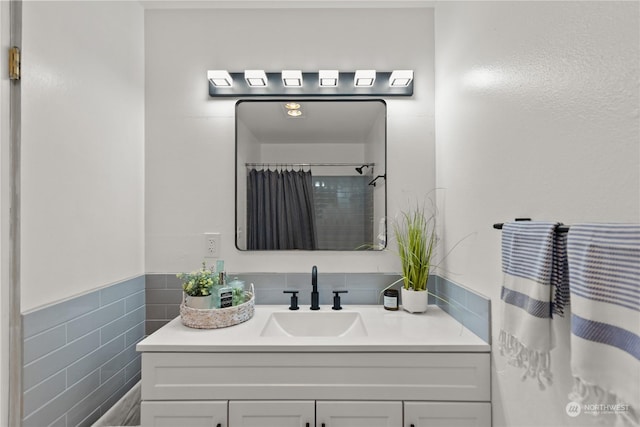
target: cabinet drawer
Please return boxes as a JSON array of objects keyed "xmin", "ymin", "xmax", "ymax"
[
  {"xmin": 404, "ymin": 402, "xmax": 491, "ymax": 427},
  {"xmin": 141, "ymin": 400, "xmax": 227, "ymax": 427},
  {"xmin": 142, "ymin": 352, "xmax": 490, "ymax": 401},
  {"xmin": 316, "ymin": 401, "xmax": 402, "ymax": 426},
  {"xmin": 229, "ymin": 400, "xmax": 314, "ymax": 427}
]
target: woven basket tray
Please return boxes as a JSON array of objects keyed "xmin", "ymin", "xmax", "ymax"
[{"xmin": 180, "ymin": 288, "xmax": 255, "ymax": 329}]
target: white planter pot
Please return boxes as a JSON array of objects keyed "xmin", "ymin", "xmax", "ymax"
[
  {"xmin": 401, "ymin": 287, "xmax": 429, "ymax": 313},
  {"xmin": 185, "ymin": 294, "xmax": 212, "ymax": 310}
]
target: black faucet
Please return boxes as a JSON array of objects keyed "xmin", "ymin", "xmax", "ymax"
[{"xmin": 310, "ymin": 265, "xmax": 320, "ymax": 310}]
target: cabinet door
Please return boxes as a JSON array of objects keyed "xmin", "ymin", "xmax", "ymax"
[
  {"xmin": 316, "ymin": 401, "xmax": 402, "ymax": 427},
  {"xmin": 141, "ymin": 401, "xmax": 227, "ymax": 427},
  {"xmin": 404, "ymin": 402, "xmax": 491, "ymax": 427},
  {"xmin": 229, "ymin": 400, "xmax": 314, "ymax": 427}
]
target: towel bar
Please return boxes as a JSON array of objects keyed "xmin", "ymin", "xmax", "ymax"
[{"xmin": 493, "ymin": 220, "xmax": 570, "ymax": 233}]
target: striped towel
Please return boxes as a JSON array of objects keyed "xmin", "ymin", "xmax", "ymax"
[
  {"xmin": 567, "ymin": 224, "xmax": 640, "ymax": 425},
  {"xmin": 499, "ymin": 221, "xmax": 567, "ymax": 389}
]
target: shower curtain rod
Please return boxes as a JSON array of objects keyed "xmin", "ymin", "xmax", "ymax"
[{"xmin": 245, "ymin": 162, "xmax": 375, "ymax": 167}]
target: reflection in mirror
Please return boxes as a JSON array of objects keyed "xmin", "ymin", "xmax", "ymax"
[{"xmin": 236, "ymin": 100, "xmax": 386, "ymax": 251}]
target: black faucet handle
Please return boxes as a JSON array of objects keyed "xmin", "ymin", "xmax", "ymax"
[
  {"xmin": 283, "ymin": 290, "xmax": 299, "ymax": 310},
  {"xmin": 332, "ymin": 290, "xmax": 348, "ymax": 310}
]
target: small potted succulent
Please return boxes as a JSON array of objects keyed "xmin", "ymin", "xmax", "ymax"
[
  {"xmin": 393, "ymin": 203, "xmax": 436, "ymax": 313},
  {"xmin": 177, "ymin": 261, "xmax": 219, "ymax": 309}
]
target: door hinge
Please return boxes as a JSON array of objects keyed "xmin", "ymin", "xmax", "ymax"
[{"xmin": 9, "ymin": 47, "xmax": 20, "ymax": 80}]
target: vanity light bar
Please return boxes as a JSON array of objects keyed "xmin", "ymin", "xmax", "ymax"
[{"xmin": 208, "ymin": 70, "xmax": 413, "ymax": 97}]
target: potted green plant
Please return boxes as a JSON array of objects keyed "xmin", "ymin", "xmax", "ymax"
[
  {"xmin": 393, "ymin": 203, "xmax": 436, "ymax": 313},
  {"xmin": 178, "ymin": 261, "xmax": 219, "ymax": 309}
]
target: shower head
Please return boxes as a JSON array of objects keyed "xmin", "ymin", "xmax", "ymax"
[{"xmin": 355, "ymin": 164, "xmax": 369, "ymax": 175}]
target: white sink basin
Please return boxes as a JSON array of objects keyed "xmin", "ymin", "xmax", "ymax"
[{"xmin": 260, "ymin": 311, "xmax": 368, "ymax": 337}]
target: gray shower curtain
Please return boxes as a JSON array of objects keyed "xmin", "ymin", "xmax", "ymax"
[{"xmin": 247, "ymin": 169, "xmax": 318, "ymax": 250}]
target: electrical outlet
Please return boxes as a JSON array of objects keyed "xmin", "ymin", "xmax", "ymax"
[{"xmin": 204, "ymin": 232, "xmax": 221, "ymax": 258}]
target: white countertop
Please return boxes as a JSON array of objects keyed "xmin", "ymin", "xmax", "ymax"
[{"xmin": 137, "ymin": 305, "xmax": 490, "ymax": 353}]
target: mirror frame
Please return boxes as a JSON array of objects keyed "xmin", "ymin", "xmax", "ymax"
[{"xmin": 234, "ymin": 98, "xmax": 387, "ymax": 251}]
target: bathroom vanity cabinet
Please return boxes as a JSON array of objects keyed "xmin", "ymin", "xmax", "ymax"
[
  {"xmin": 142, "ymin": 399, "xmax": 490, "ymax": 426},
  {"xmin": 137, "ymin": 306, "xmax": 491, "ymax": 427}
]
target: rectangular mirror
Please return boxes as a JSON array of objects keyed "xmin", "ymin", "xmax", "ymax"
[{"xmin": 236, "ymin": 99, "xmax": 386, "ymax": 251}]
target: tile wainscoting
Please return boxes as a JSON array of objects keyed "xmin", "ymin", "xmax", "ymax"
[
  {"xmin": 22, "ymin": 275, "xmax": 145, "ymax": 427},
  {"xmin": 433, "ymin": 276, "xmax": 492, "ymax": 344}
]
